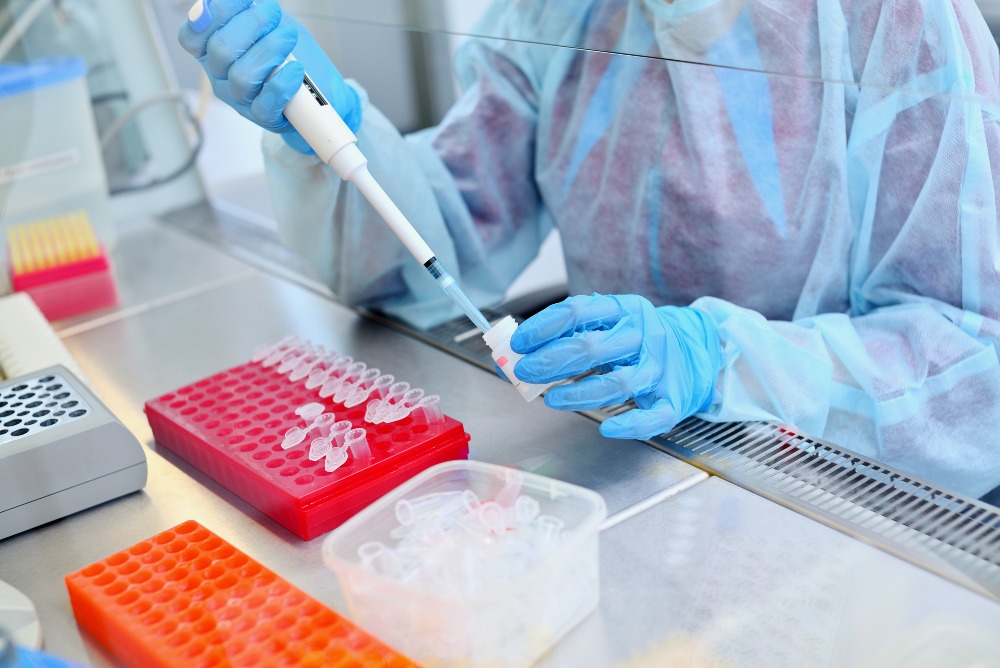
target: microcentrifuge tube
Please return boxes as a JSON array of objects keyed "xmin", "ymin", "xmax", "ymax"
[
  {"xmin": 401, "ymin": 388, "xmax": 425, "ymax": 408},
  {"xmin": 281, "ymin": 426, "xmax": 308, "ymax": 450},
  {"xmin": 325, "ymin": 446, "xmax": 348, "ymax": 472},
  {"xmin": 495, "ymin": 469, "xmax": 524, "ymax": 508},
  {"xmin": 357, "ymin": 541, "xmax": 386, "ymax": 566},
  {"xmin": 364, "ymin": 399, "xmax": 383, "ymax": 424},
  {"xmin": 309, "ymin": 437, "xmax": 333, "ymax": 461},
  {"xmin": 514, "ymin": 495, "xmax": 540, "ymax": 523},
  {"xmin": 385, "ymin": 381, "xmax": 410, "ymax": 405},
  {"xmin": 277, "ymin": 348, "xmax": 312, "ymax": 374},
  {"xmin": 333, "ymin": 362, "xmax": 368, "ymax": 403},
  {"xmin": 263, "ymin": 345, "xmax": 296, "ymax": 368},
  {"xmin": 416, "ymin": 395, "xmax": 444, "ymax": 425},
  {"xmin": 294, "ymin": 403, "xmax": 326, "ymax": 422},
  {"xmin": 251, "ymin": 335, "xmax": 297, "ymax": 363},
  {"xmin": 394, "ymin": 490, "xmax": 476, "ymax": 526},
  {"xmin": 371, "ymin": 374, "xmax": 395, "ymax": 400},
  {"xmin": 535, "ymin": 515, "xmax": 565, "ymax": 542},
  {"xmin": 288, "ymin": 355, "xmax": 324, "ymax": 382},
  {"xmin": 318, "ymin": 356, "xmax": 354, "ymax": 397},
  {"xmin": 330, "ymin": 420, "xmax": 353, "ymax": 448},
  {"xmin": 312, "ymin": 413, "xmax": 337, "ymax": 438},
  {"xmin": 476, "ymin": 501, "xmax": 506, "ymax": 534},
  {"xmin": 343, "ymin": 368, "xmax": 382, "ymax": 407},
  {"xmin": 305, "ymin": 364, "xmax": 334, "ymax": 390},
  {"xmin": 344, "ymin": 428, "xmax": 371, "ymax": 465}
]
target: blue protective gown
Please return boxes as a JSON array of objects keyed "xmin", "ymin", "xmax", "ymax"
[{"xmin": 264, "ymin": 0, "xmax": 1000, "ymax": 498}]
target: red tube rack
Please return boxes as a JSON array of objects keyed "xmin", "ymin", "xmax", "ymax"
[
  {"xmin": 145, "ymin": 351, "xmax": 470, "ymax": 540},
  {"xmin": 65, "ymin": 520, "xmax": 419, "ymax": 667}
]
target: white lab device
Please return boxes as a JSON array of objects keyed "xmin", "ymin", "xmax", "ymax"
[{"xmin": 0, "ymin": 365, "xmax": 147, "ymax": 541}]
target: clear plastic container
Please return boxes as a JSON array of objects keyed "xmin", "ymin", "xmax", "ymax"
[
  {"xmin": 0, "ymin": 57, "xmax": 112, "ymax": 293},
  {"xmin": 322, "ymin": 460, "xmax": 607, "ymax": 667}
]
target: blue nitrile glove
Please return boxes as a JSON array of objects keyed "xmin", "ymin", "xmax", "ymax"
[
  {"xmin": 178, "ymin": 0, "xmax": 361, "ymax": 154},
  {"xmin": 511, "ymin": 294, "xmax": 722, "ymax": 440}
]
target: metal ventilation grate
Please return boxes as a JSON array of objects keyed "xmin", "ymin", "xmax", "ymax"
[{"xmin": 634, "ymin": 416, "xmax": 1000, "ymax": 598}]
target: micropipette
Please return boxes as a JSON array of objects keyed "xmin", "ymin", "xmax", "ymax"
[{"xmin": 187, "ymin": 0, "xmax": 492, "ymax": 335}]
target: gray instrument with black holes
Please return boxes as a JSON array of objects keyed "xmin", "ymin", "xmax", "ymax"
[{"xmin": 0, "ymin": 365, "xmax": 146, "ymax": 541}]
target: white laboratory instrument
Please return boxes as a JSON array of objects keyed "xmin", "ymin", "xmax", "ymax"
[{"xmin": 0, "ymin": 366, "xmax": 147, "ymax": 541}]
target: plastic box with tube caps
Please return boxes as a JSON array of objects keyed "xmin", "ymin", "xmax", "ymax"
[
  {"xmin": 322, "ymin": 460, "xmax": 608, "ymax": 667},
  {"xmin": 0, "ymin": 57, "xmax": 112, "ymax": 295}
]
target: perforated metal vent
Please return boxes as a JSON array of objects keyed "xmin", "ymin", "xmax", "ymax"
[{"xmin": 636, "ymin": 416, "xmax": 1000, "ymax": 597}]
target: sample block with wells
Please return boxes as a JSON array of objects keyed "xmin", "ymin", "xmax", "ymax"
[
  {"xmin": 64, "ymin": 520, "xmax": 418, "ymax": 667},
  {"xmin": 144, "ymin": 336, "xmax": 471, "ymax": 540}
]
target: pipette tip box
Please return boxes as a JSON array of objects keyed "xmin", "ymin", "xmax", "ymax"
[
  {"xmin": 64, "ymin": 520, "xmax": 419, "ymax": 668},
  {"xmin": 144, "ymin": 339, "xmax": 471, "ymax": 540},
  {"xmin": 5, "ymin": 212, "xmax": 117, "ymax": 321}
]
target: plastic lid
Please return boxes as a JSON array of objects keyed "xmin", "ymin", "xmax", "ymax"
[
  {"xmin": 0, "ymin": 57, "xmax": 87, "ymax": 100},
  {"xmin": 482, "ymin": 315, "xmax": 517, "ymax": 349}
]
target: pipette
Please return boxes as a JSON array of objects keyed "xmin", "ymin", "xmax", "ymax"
[{"xmin": 188, "ymin": 0, "xmax": 492, "ymax": 335}]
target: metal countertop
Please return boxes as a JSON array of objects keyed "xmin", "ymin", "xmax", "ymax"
[{"xmin": 1, "ymin": 217, "xmax": 998, "ymax": 667}]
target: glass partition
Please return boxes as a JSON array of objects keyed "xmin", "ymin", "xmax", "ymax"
[
  {"xmin": 1, "ymin": 0, "xmax": 997, "ymax": 514},
  {"xmin": 284, "ymin": 0, "xmax": 1000, "ymax": 509},
  {"xmin": 288, "ymin": 0, "xmax": 1000, "ymax": 105}
]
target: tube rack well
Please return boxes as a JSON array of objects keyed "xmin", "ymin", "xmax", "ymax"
[
  {"xmin": 65, "ymin": 520, "xmax": 418, "ymax": 667},
  {"xmin": 144, "ymin": 341, "xmax": 470, "ymax": 540}
]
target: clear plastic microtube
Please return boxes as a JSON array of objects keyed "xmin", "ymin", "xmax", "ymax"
[
  {"xmin": 395, "ymin": 490, "xmax": 476, "ymax": 526},
  {"xmin": 476, "ymin": 501, "xmax": 506, "ymax": 534},
  {"xmin": 343, "ymin": 368, "xmax": 382, "ymax": 407},
  {"xmin": 364, "ymin": 399, "xmax": 383, "ymax": 424},
  {"xmin": 535, "ymin": 515, "xmax": 565, "ymax": 542},
  {"xmin": 514, "ymin": 495, "xmax": 540, "ymax": 523},
  {"xmin": 288, "ymin": 356, "xmax": 323, "ymax": 382},
  {"xmin": 281, "ymin": 426, "xmax": 309, "ymax": 450},
  {"xmin": 318, "ymin": 377, "xmax": 340, "ymax": 399},
  {"xmin": 309, "ymin": 436, "xmax": 332, "ymax": 461},
  {"xmin": 325, "ymin": 446, "xmax": 348, "ymax": 472},
  {"xmin": 334, "ymin": 362, "xmax": 368, "ymax": 403},
  {"xmin": 371, "ymin": 374, "xmax": 395, "ymax": 400},
  {"xmin": 495, "ymin": 469, "xmax": 525, "ymax": 508},
  {"xmin": 312, "ymin": 413, "xmax": 337, "ymax": 438},
  {"xmin": 277, "ymin": 348, "xmax": 311, "ymax": 374},
  {"xmin": 318, "ymin": 356, "xmax": 354, "ymax": 397},
  {"xmin": 386, "ymin": 381, "xmax": 410, "ymax": 405},
  {"xmin": 401, "ymin": 388, "xmax": 425, "ymax": 408},
  {"xmin": 262, "ymin": 344, "xmax": 298, "ymax": 368},
  {"xmin": 294, "ymin": 403, "xmax": 326, "ymax": 422},
  {"xmin": 416, "ymin": 395, "xmax": 444, "ymax": 424},
  {"xmin": 305, "ymin": 362, "xmax": 335, "ymax": 390},
  {"xmin": 357, "ymin": 541, "xmax": 386, "ymax": 566},
  {"xmin": 344, "ymin": 427, "xmax": 371, "ymax": 464},
  {"xmin": 252, "ymin": 335, "xmax": 298, "ymax": 363},
  {"xmin": 330, "ymin": 419, "xmax": 353, "ymax": 447}
]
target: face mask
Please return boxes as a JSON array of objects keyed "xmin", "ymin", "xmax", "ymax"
[{"xmin": 643, "ymin": 0, "xmax": 746, "ymax": 55}]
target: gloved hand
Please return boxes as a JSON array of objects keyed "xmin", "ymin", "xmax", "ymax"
[
  {"xmin": 511, "ymin": 294, "xmax": 722, "ymax": 439},
  {"xmin": 178, "ymin": 0, "xmax": 361, "ymax": 154}
]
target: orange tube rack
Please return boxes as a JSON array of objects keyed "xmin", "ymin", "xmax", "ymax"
[{"xmin": 65, "ymin": 520, "xmax": 419, "ymax": 667}]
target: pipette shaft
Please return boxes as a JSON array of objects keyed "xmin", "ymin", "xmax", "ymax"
[{"xmin": 281, "ymin": 67, "xmax": 492, "ymax": 332}]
